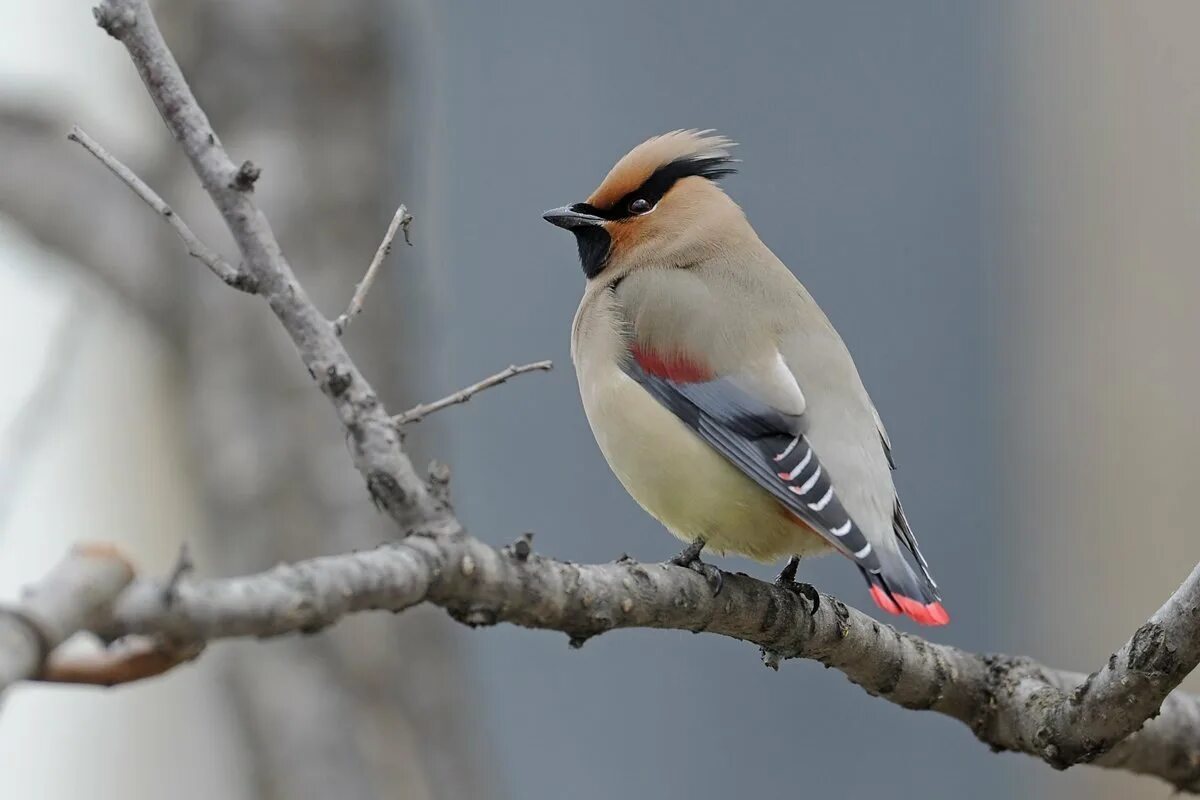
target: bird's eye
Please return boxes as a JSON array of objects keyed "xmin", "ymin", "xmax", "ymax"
[{"xmin": 628, "ymin": 197, "xmax": 652, "ymax": 215}]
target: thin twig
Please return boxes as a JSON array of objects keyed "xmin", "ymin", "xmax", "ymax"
[
  {"xmin": 392, "ymin": 361, "xmax": 554, "ymax": 426},
  {"xmin": 333, "ymin": 204, "xmax": 412, "ymax": 336},
  {"xmin": 66, "ymin": 125, "xmax": 256, "ymax": 294}
]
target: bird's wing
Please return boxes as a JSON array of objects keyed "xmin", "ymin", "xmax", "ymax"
[
  {"xmin": 623, "ymin": 344, "xmax": 883, "ymax": 572},
  {"xmin": 624, "ymin": 343, "xmax": 947, "ymax": 625},
  {"xmin": 871, "ymin": 406, "xmax": 939, "ymax": 595}
]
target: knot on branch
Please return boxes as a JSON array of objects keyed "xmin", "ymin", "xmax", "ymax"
[
  {"xmin": 447, "ymin": 604, "xmax": 498, "ymax": 628},
  {"xmin": 503, "ymin": 533, "xmax": 534, "ymax": 562},
  {"xmin": 366, "ymin": 470, "xmax": 406, "ymax": 514},
  {"xmin": 93, "ymin": 4, "xmax": 136, "ymax": 38},
  {"xmin": 231, "ymin": 160, "xmax": 261, "ymax": 191},
  {"xmin": 563, "ymin": 613, "xmax": 618, "ymax": 651},
  {"xmin": 1128, "ymin": 621, "xmax": 1178, "ymax": 677},
  {"xmin": 226, "ymin": 270, "xmax": 259, "ymax": 294},
  {"xmin": 324, "ymin": 365, "xmax": 352, "ymax": 398},
  {"xmin": 428, "ymin": 461, "xmax": 452, "ymax": 508}
]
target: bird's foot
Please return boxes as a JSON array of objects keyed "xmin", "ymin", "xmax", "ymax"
[
  {"xmin": 669, "ymin": 538, "xmax": 723, "ymax": 596},
  {"xmin": 773, "ymin": 555, "xmax": 819, "ymax": 616},
  {"xmin": 761, "ymin": 555, "xmax": 820, "ymax": 668},
  {"xmin": 773, "ymin": 555, "xmax": 801, "ymax": 588}
]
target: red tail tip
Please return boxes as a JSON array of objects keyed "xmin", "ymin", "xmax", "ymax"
[
  {"xmin": 894, "ymin": 595, "xmax": 950, "ymax": 626},
  {"xmin": 868, "ymin": 585, "xmax": 902, "ymax": 616},
  {"xmin": 869, "ymin": 585, "xmax": 949, "ymax": 626}
]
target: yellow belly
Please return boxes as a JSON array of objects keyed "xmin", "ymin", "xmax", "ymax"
[{"xmin": 581, "ymin": 367, "xmax": 831, "ymax": 563}]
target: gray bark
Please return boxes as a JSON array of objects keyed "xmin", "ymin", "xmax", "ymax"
[{"xmin": 7, "ymin": 533, "xmax": 1200, "ymax": 792}]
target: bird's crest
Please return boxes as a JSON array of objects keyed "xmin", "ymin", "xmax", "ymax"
[{"xmin": 586, "ymin": 130, "xmax": 737, "ymax": 213}]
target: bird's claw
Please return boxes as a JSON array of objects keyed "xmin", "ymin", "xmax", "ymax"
[
  {"xmin": 773, "ymin": 555, "xmax": 801, "ymax": 588},
  {"xmin": 668, "ymin": 538, "xmax": 706, "ymax": 568},
  {"xmin": 668, "ymin": 539, "xmax": 723, "ymax": 596},
  {"xmin": 795, "ymin": 582, "xmax": 820, "ymax": 616},
  {"xmin": 773, "ymin": 555, "xmax": 819, "ymax": 616}
]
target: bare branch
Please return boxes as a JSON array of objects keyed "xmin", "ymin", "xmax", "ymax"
[
  {"xmin": 67, "ymin": 125, "xmax": 255, "ymax": 294},
  {"xmin": 333, "ymin": 204, "xmax": 412, "ymax": 336},
  {"xmin": 1032, "ymin": 562, "xmax": 1200, "ymax": 768},
  {"xmin": 91, "ymin": 0, "xmax": 452, "ymax": 533},
  {"xmin": 0, "ymin": 544, "xmax": 134, "ymax": 691},
  {"xmin": 393, "ymin": 361, "xmax": 555, "ymax": 426},
  {"xmin": 7, "ymin": 536, "xmax": 1182, "ymax": 793}
]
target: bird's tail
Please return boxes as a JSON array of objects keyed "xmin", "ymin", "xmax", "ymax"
[{"xmin": 859, "ymin": 554, "xmax": 948, "ymax": 626}]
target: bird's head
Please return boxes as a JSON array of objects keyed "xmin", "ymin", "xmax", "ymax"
[{"xmin": 543, "ymin": 130, "xmax": 743, "ymax": 281}]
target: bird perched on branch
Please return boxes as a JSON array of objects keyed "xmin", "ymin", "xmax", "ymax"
[{"xmin": 543, "ymin": 130, "xmax": 948, "ymax": 626}]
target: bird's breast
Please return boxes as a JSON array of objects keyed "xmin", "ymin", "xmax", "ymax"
[{"xmin": 572, "ymin": 303, "xmax": 829, "ymax": 562}]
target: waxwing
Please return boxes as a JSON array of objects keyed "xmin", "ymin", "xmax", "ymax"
[{"xmin": 544, "ymin": 130, "xmax": 947, "ymax": 625}]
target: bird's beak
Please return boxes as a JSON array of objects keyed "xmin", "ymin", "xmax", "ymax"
[{"xmin": 542, "ymin": 205, "xmax": 603, "ymax": 230}]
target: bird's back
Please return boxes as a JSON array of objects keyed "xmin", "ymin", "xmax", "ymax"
[{"xmin": 666, "ymin": 244, "xmax": 899, "ymax": 543}]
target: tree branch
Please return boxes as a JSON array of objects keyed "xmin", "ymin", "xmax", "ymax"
[
  {"xmin": 0, "ymin": 544, "xmax": 134, "ymax": 689},
  {"xmin": 91, "ymin": 0, "xmax": 453, "ymax": 535},
  {"xmin": 7, "ymin": 535, "xmax": 1196, "ymax": 792},
  {"xmin": 333, "ymin": 204, "xmax": 412, "ymax": 336},
  {"xmin": 392, "ymin": 361, "xmax": 554, "ymax": 426}
]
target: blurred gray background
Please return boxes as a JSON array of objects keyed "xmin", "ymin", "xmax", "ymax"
[{"xmin": 2, "ymin": 1, "xmax": 1197, "ymax": 798}]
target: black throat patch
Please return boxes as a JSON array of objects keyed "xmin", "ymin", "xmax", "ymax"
[{"xmin": 573, "ymin": 225, "xmax": 611, "ymax": 279}]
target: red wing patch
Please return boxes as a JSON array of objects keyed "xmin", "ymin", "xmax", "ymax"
[{"xmin": 631, "ymin": 344, "xmax": 713, "ymax": 383}]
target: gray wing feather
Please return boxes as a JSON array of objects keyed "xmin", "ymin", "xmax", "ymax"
[{"xmin": 626, "ymin": 359, "xmax": 884, "ymax": 572}]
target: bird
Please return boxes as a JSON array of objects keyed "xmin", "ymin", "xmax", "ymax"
[{"xmin": 542, "ymin": 130, "xmax": 948, "ymax": 626}]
